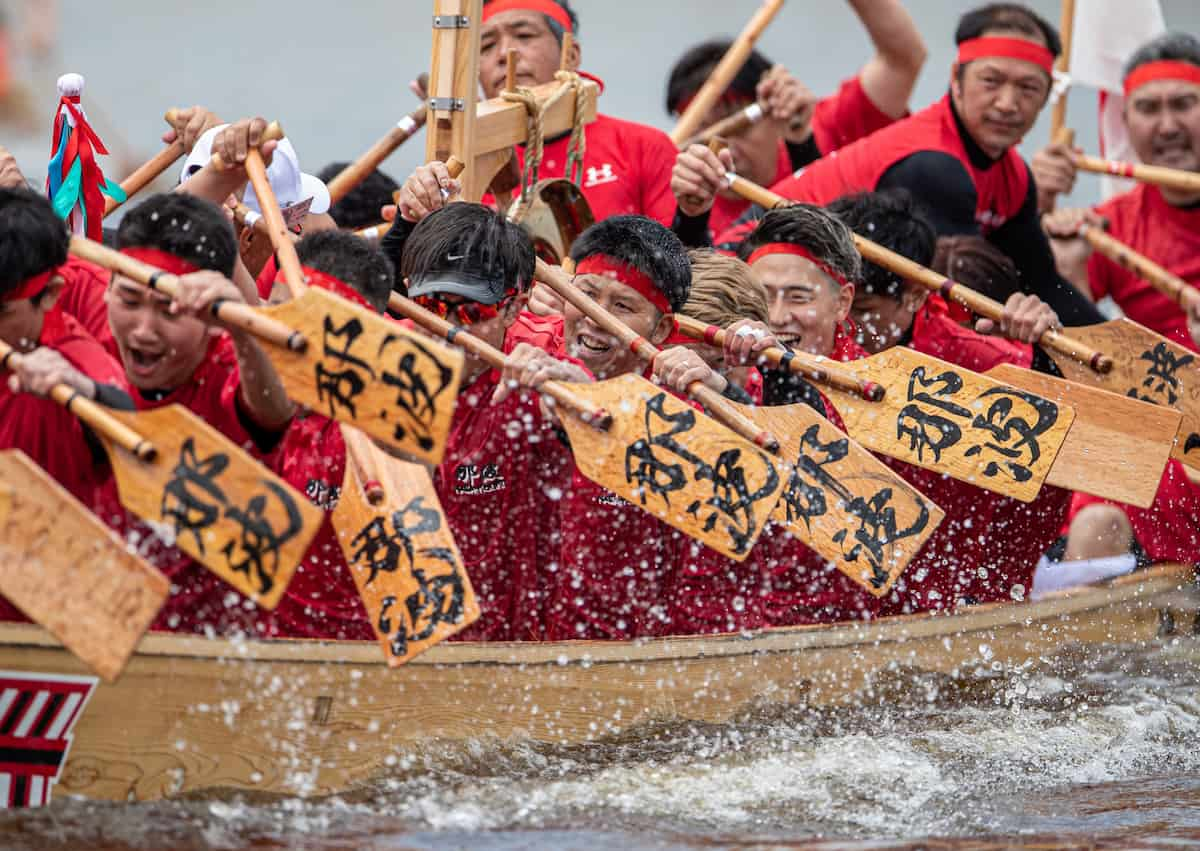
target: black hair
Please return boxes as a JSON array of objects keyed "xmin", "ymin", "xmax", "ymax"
[
  {"xmin": 737, "ymin": 204, "xmax": 862, "ymax": 288},
  {"xmin": 0, "ymin": 187, "xmax": 68, "ymax": 303},
  {"xmin": 401, "ymin": 203, "xmax": 535, "ymax": 296},
  {"xmin": 665, "ymin": 40, "xmax": 771, "ymax": 115},
  {"xmin": 569, "ymin": 215, "xmax": 692, "ymax": 313},
  {"xmin": 116, "ymin": 193, "xmax": 238, "ymax": 277},
  {"xmin": 316, "ymin": 162, "xmax": 399, "ymax": 231},
  {"xmin": 827, "ymin": 191, "xmax": 936, "ymax": 299},
  {"xmin": 484, "ymin": 0, "xmax": 579, "ymax": 43},
  {"xmin": 955, "ymin": 3, "xmax": 1062, "ymax": 57},
  {"xmin": 933, "ymin": 235, "xmax": 1020, "ymax": 304},
  {"xmin": 1125, "ymin": 32, "xmax": 1200, "ymax": 79},
  {"xmin": 296, "ymin": 230, "xmax": 395, "ymax": 313}
]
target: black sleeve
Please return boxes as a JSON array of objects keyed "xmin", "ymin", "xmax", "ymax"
[
  {"xmin": 786, "ymin": 135, "xmax": 823, "ymax": 172},
  {"xmin": 760, "ymin": 367, "xmax": 829, "ymax": 417},
  {"xmin": 1030, "ymin": 345, "xmax": 1064, "ymax": 377},
  {"xmin": 671, "ymin": 206, "xmax": 713, "ymax": 249},
  {"xmin": 988, "ymin": 167, "xmax": 1106, "ymax": 327},
  {"xmin": 876, "ymin": 152, "xmax": 981, "ymax": 236},
  {"xmin": 720, "ymin": 379, "xmax": 754, "ymax": 404},
  {"xmin": 234, "ymin": 395, "xmax": 288, "ymax": 456},
  {"xmin": 379, "ymin": 216, "xmax": 417, "ymax": 279},
  {"xmin": 92, "ymin": 382, "xmax": 135, "ymax": 411}
]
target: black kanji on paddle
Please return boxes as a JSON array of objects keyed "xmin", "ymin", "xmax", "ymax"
[
  {"xmin": 780, "ymin": 424, "xmax": 851, "ymax": 528},
  {"xmin": 350, "ymin": 496, "xmax": 444, "ymax": 585},
  {"xmin": 965, "ymin": 387, "xmax": 1059, "ymax": 483},
  {"xmin": 625, "ymin": 393, "xmax": 691, "ymax": 505},
  {"xmin": 1130, "ymin": 342, "xmax": 1194, "ymax": 406},
  {"xmin": 833, "ymin": 488, "xmax": 931, "ymax": 589},
  {"xmin": 160, "ymin": 438, "xmax": 229, "ymax": 552},
  {"xmin": 896, "ymin": 367, "xmax": 972, "ymax": 462},
  {"xmin": 221, "ymin": 481, "xmax": 306, "ymax": 595},
  {"xmin": 315, "ymin": 316, "xmax": 375, "ymax": 419},
  {"xmin": 378, "ymin": 334, "xmax": 456, "ymax": 451}
]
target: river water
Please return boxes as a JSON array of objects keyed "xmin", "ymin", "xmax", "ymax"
[{"xmin": 2, "ymin": 636, "xmax": 1200, "ymax": 849}]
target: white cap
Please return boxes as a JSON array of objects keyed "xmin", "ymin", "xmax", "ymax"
[{"xmin": 180, "ymin": 124, "xmax": 331, "ymax": 217}]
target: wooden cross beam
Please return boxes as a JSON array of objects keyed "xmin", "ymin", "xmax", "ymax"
[{"xmin": 426, "ymin": 0, "xmax": 599, "ymax": 202}]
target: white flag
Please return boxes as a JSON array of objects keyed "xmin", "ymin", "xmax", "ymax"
[{"xmin": 1067, "ymin": 0, "xmax": 1168, "ymax": 197}]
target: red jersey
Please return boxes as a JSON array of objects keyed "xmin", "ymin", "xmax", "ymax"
[
  {"xmin": 55, "ymin": 256, "xmax": 114, "ymax": 352},
  {"xmin": 715, "ymin": 95, "xmax": 1030, "ymax": 247},
  {"xmin": 498, "ymin": 113, "xmax": 677, "ymax": 226},
  {"xmin": 1090, "ymin": 183, "xmax": 1200, "ymax": 352},
  {"xmin": 260, "ymin": 413, "xmax": 373, "ymax": 640},
  {"xmin": 1069, "ymin": 461, "xmax": 1200, "ymax": 566},
  {"xmin": 434, "ymin": 317, "xmax": 575, "ymax": 641},
  {"xmin": 706, "ymin": 76, "xmax": 898, "ymax": 239}
]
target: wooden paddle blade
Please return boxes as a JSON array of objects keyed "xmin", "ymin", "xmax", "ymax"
[
  {"xmin": 558, "ymin": 374, "xmax": 790, "ymax": 561},
  {"xmin": 333, "ymin": 427, "xmax": 479, "ymax": 666},
  {"xmin": 0, "ymin": 451, "xmax": 168, "ymax": 681},
  {"xmin": 734, "ymin": 404, "xmax": 944, "ymax": 597},
  {"xmin": 988, "ymin": 363, "xmax": 1180, "ymax": 509},
  {"xmin": 257, "ymin": 287, "xmax": 464, "ymax": 465},
  {"xmin": 103, "ymin": 405, "xmax": 322, "ymax": 609},
  {"xmin": 826, "ymin": 347, "xmax": 1075, "ymax": 503},
  {"xmin": 1049, "ymin": 319, "xmax": 1200, "ymax": 477}
]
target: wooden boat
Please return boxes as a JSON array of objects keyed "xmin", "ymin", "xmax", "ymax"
[{"xmin": 0, "ymin": 563, "xmax": 1194, "ymax": 805}]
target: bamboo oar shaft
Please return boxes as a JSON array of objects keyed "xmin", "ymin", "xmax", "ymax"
[
  {"xmin": 387, "ymin": 292, "xmax": 612, "ymax": 431},
  {"xmin": 680, "ymin": 103, "xmax": 764, "ymax": 150},
  {"xmin": 672, "ymin": 314, "xmax": 884, "ymax": 401},
  {"xmin": 104, "ymin": 142, "xmax": 185, "ymax": 217},
  {"xmin": 68, "ymin": 236, "xmax": 307, "ymax": 352},
  {"xmin": 1081, "ymin": 224, "xmax": 1200, "ymax": 313},
  {"xmin": 535, "ymin": 259, "xmax": 780, "ymax": 451},
  {"xmin": 325, "ymin": 105, "xmax": 428, "ymax": 205},
  {"xmin": 1074, "ymin": 154, "xmax": 1200, "ymax": 195},
  {"xmin": 0, "ymin": 341, "xmax": 156, "ymax": 461},
  {"xmin": 1048, "ymin": 0, "xmax": 1076, "ymax": 141},
  {"xmin": 232, "ymin": 202, "xmax": 268, "ymax": 238},
  {"xmin": 668, "ymin": 0, "xmax": 786, "ymax": 146},
  {"xmin": 721, "ymin": 172, "xmax": 1115, "ymax": 374}
]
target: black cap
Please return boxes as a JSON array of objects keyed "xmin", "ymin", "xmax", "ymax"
[{"xmin": 406, "ymin": 270, "xmax": 509, "ymax": 305}]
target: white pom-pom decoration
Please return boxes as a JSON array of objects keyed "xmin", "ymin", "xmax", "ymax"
[{"xmin": 56, "ymin": 73, "xmax": 85, "ymax": 98}]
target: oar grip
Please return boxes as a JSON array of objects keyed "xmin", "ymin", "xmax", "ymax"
[
  {"xmin": 0, "ymin": 344, "xmax": 157, "ymax": 462},
  {"xmin": 326, "ymin": 104, "xmax": 428, "ymax": 204},
  {"xmin": 1075, "ymin": 153, "xmax": 1200, "ymax": 195},
  {"xmin": 388, "ymin": 292, "xmax": 612, "ymax": 431},
  {"xmin": 681, "ymin": 103, "xmax": 764, "ymax": 150},
  {"xmin": 726, "ymin": 173, "xmax": 790, "ymax": 210}
]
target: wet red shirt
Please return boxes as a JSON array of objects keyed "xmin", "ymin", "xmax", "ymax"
[
  {"xmin": 715, "ymin": 95, "xmax": 1030, "ymax": 247},
  {"xmin": 55, "ymin": 255, "xmax": 115, "ymax": 352},
  {"xmin": 496, "ymin": 113, "xmax": 677, "ymax": 227},
  {"xmin": 1090, "ymin": 183, "xmax": 1200, "ymax": 352},
  {"xmin": 260, "ymin": 413, "xmax": 373, "ymax": 640},
  {"xmin": 706, "ymin": 76, "xmax": 899, "ymax": 239}
]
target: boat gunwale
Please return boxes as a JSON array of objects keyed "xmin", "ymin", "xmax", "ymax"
[{"xmin": 0, "ymin": 564, "xmax": 1192, "ymax": 670}]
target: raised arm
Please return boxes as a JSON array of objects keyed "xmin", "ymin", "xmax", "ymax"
[{"xmin": 848, "ymin": 0, "xmax": 927, "ymax": 119}]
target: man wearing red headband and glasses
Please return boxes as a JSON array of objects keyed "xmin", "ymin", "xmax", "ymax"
[
  {"xmin": 702, "ymin": 3, "xmax": 1104, "ymax": 331},
  {"xmin": 402, "ymin": 0, "xmax": 676, "ymax": 229},
  {"xmin": 105, "ymin": 192, "xmax": 297, "ymax": 635},
  {"xmin": 0, "ymin": 188, "xmax": 134, "ymax": 623},
  {"xmin": 1039, "ymin": 33, "xmax": 1200, "ymax": 354}
]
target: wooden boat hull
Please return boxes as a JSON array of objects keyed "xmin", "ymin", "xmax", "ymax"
[{"xmin": 0, "ymin": 564, "xmax": 1194, "ymax": 803}]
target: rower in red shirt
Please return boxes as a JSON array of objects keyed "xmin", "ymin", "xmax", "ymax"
[
  {"xmin": 0, "ymin": 188, "xmax": 134, "ymax": 622},
  {"xmin": 1039, "ymin": 34, "xmax": 1200, "ymax": 353},
  {"xmin": 667, "ymin": 0, "xmax": 926, "ymax": 241},
  {"xmin": 105, "ymin": 187, "xmax": 296, "ymax": 635},
  {"xmin": 398, "ymin": 0, "xmax": 677, "ymax": 228},
  {"xmin": 698, "ymin": 3, "xmax": 1104, "ymax": 331}
]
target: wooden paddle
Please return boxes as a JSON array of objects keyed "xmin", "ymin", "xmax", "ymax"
[
  {"xmin": 333, "ymin": 426, "xmax": 479, "ymax": 666},
  {"xmin": 1048, "ymin": 0, "xmax": 1076, "ymax": 144},
  {"xmin": 722, "ymin": 170, "xmax": 1116, "ymax": 375},
  {"xmin": 325, "ymin": 104, "xmax": 428, "ymax": 205},
  {"xmin": 536, "ymin": 259, "xmax": 780, "ymax": 452},
  {"xmin": 71, "ymin": 236, "xmax": 465, "ymax": 466},
  {"xmin": 1079, "ymin": 223, "xmax": 1200, "ymax": 314},
  {"xmin": 1073, "ymin": 153, "xmax": 1200, "ymax": 196},
  {"xmin": 669, "ymin": 0, "xmax": 786, "ymax": 146},
  {"xmin": 680, "ymin": 103, "xmax": 765, "ymax": 151},
  {"xmin": 0, "ymin": 340, "xmax": 322, "ymax": 608},
  {"xmin": 0, "ymin": 450, "xmax": 168, "ymax": 681},
  {"xmin": 397, "ymin": 285, "xmax": 787, "ymax": 561}
]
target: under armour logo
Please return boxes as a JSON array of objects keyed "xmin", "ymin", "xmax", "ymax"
[{"xmin": 584, "ymin": 164, "xmax": 619, "ymax": 188}]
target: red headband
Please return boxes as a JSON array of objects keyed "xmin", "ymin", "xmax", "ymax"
[
  {"xmin": 483, "ymin": 0, "xmax": 573, "ymax": 33},
  {"xmin": 1, "ymin": 267, "xmax": 58, "ymax": 303},
  {"xmin": 575, "ymin": 254, "xmax": 673, "ymax": 315},
  {"xmin": 1124, "ymin": 60, "xmax": 1200, "ymax": 97},
  {"xmin": 119, "ymin": 247, "xmax": 200, "ymax": 276},
  {"xmin": 276, "ymin": 265, "xmax": 373, "ymax": 311},
  {"xmin": 956, "ymin": 37, "xmax": 1054, "ymax": 75},
  {"xmin": 746, "ymin": 243, "xmax": 852, "ymax": 289}
]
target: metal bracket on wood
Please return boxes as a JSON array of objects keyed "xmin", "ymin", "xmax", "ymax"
[
  {"xmin": 428, "ymin": 97, "xmax": 466, "ymax": 112},
  {"xmin": 432, "ymin": 14, "xmax": 470, "ymax": 27}
]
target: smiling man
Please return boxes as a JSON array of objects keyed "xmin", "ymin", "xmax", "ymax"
[
  {"xmin": 701, "ymin": 3, "xmax": 1103, "ymax": 330},
  {"xmin": 1039, "ymin": 33, "xmax": 1200, "ymax": 352}
]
